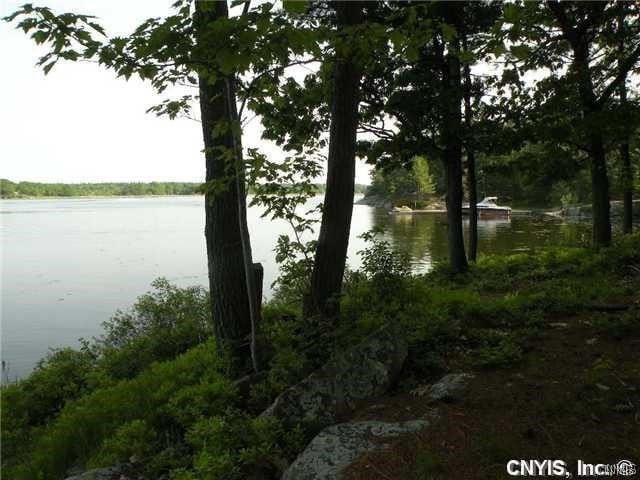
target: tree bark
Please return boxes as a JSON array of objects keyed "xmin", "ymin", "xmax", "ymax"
[
  {"xmin": 195, "ymin": 0, "xmax": 260, "ymax": 369},
  {"xmin": 547, "ymin": 2, "xmax": 612, "ymax": 247},
  {"xmin": 618, "ymin": 5, "xmax": 633, "ymax": 234},
  {"xmin": 307, "ymin": 1, "xmax": 363, "ymax": 318},
  {"xmin": 462, "ymin": 36, "xmax": 478, "ymax": 262},
  {"xmin": 620, "ymin": 132, "xmax": 633, "ymax": 235},
  {"xmin": 441, "ymin": 7, "xmax": 468, "ymax": 273},
  {"xmin": 573, "ymin": 42, "xmax": 612, "ymax": 247}
]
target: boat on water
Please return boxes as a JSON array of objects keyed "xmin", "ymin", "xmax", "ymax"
[
  {"xmin": 389, "ymin": 205, "xmax": 416, "ymax": 214},
  {"xmin": 388, "ymin": 197, "xmax": 511, "ymax": 218},
  {"xmin": 463, "ymin": 197, "xmax": 511, "ymax": 218}
]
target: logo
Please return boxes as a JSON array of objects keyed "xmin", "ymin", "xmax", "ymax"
[
  {"xmin": 508, "ymin": 459, "xmax": 637, "ymax": 477},
  {"xmin": 617, "ymin": 460, "xmax": 637, "ymax": 476},
  {"xmin": 507, "ymin": 460, "xmax": 571, "ymax": 477}
]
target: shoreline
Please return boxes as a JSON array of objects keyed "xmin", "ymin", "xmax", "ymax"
[{"xmin": 0, "ymin": 193, "xmax": 203, "ymax": 201}]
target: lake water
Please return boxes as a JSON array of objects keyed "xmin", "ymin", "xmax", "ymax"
[{"xmin": 1, "ymin": 195, "xmax": 589, "ymax": 380}]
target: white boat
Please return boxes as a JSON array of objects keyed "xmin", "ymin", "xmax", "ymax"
[
  {"xmin": 390, "ymin": 205, "xmax": 414, "ymax": 214},
  {"xmin": 464, "ymin": 196, "xmax": 511, "ymax": 218}
]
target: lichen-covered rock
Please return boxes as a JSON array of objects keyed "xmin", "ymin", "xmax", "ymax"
[
  {"xmin": 281, "ymin": 419, "xmax": 431, "ymax": 480},
  {"xmin": 64, "ymin": 464, "xmax": 134, "ymax": 480},
  {"xmin": 410, "ymin": 373, "xmax": 475, "ymax": 402},
  {"xmin": 262, "ymin": 324, "xmax": 408, "ymax": 430}
]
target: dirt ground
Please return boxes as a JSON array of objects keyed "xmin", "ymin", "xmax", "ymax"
[{"xmin": 344, "ymin": 311, "xmax": 640, "ymax": 480}]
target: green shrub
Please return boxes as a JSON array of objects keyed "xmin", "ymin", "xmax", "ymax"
[
  {"xmin": 8, "ymin": 340, "xmax": 233, "ymax": 480},
  {"xmin": 95, "ymin": 278, "xmax": 211, "ymax": 381},
  {"xmin": 469, "ymin": 333, "xmax": 524, "ymax": 369},
  {"xmin": 1, "ymin": 347, "xmax": 96, "ymax": 469},
  {"xmin": 175, "ymin": 411, "xmax": 303, "ymax": 480}
]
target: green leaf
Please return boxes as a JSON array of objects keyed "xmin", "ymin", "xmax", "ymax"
[
  {"xmin": 283, "ymin": 0, "xmax": 308, "ymax": 14},
  {"xmin": 510, "ymin": 45, "xmax": 530, "ymax": 61},
  {"xmin": 42, "ymin": 61, "xmax": 55, "ymax": 75},
  {"xmin": 458, "ymin": 49, "xmax": 474, "ymax": 64},
  {"xmin": 440, "ymin": 23, "xmax": 457, "ymax": 42},
  {"xmin": 503, "ymin": 4, "xmax": 521, "ymax": 24}
]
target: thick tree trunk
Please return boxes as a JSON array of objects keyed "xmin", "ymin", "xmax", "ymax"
[
  {"xmin": 195, "ymin": 0, "xmax": 259, "ymax": 369},
  {"xmin": 307, "ymin": 1, "xmax": 363, "ymax": 318},
  {"xmin": 462, "ymin": 37, "xmax": 478, "ymax": 262},
  {"xmin": 441, "ymin": 9, "xmax": 468, "ymax": 273},
  {"xmin": 547, "ymin": 3, "xmax": 613, "ymax": 247},
  {"xmin": 588, "ymin": 135, "xmax": 612, "ymax": 246},
  {"xmin": 573, "ymin": 43, "xmax": 612, "ymax": 247}
]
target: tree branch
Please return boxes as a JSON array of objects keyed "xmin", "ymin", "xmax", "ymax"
[{"xmin": 597, "ymin": 41, "xmax": 640, "ymax": 106}]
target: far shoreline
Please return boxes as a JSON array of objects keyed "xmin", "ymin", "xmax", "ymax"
[{"xmin": 1, "ymin": 193, "xmax": 203, "ymax": 201}]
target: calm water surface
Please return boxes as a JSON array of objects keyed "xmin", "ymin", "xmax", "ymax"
[{"xmin": 1, "ymin": 195, "xmax": 589, "ymax": 379}]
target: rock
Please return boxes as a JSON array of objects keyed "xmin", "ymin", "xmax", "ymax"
[
  {"xmin": 261, "ymin": 324, "xmax": 408, "ymax": 431},
  {"xmin": 281, "ymin": 419, "xmax": 432, "ymax": 480},
  {"xmin": 561, "ymin": 200, "xmax": 640, "ymax": 219},
  {"xmin": 64, "ymin": 464, "xmax": 134, "ymax": 480},
  {"xmin": 354, "ymin": 194, "xmax": 392, "ymax": 209},
  {"xmin": 410, "ymin": 373, "xmax": 475, "ymax": 402},
  {"xmin": 549, "ymin": 322, "xmax": 569, "ymax": 328}
]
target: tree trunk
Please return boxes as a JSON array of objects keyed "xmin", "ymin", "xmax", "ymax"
[
  {"xmin": 589, "ymin": 135, "xmax": 612, "ymax": 246},
  {"xmin": 547, "ymin": 3, "xmax": 613, "ymax": 247},
  {"xmin": 618, "ymin": 5, "xmax": 633, "ymax": 234},
  {"xmin": 620, "ymin": 139, "xmax": 633, "ymax": 235},
  {"xmin": 307, "ymin": 1, "xmax": 363, "ymax": 318},
  {"xmin": 441, "ymin": 8, "xmax": 468, "ymax": 273},
  {"xmin": 462, "ymin": 36, "xmax": 478, "ymax": 262},
  {"xmin": 573, "ymin": 39, "xmax": 612, "ymax": 247},
  {"xmin": 195, "ymin": 0, "xmax": 260, "ymax": 370}
]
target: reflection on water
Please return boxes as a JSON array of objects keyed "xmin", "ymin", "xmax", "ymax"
[
  {"xmin": 1, "ymin": 196, "xmax": 591, "ymax": 379},
  {"xmin": 377, "ymin": 211, "xmax": 591, "ymax": 272}
]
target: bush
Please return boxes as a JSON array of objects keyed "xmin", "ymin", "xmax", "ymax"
[
  {"xmin": 95, "ymin": 278, "xmax": 212, "ymax": 381},
  {"xmin": 8, "ymin": 340, "xmax": 234, "ymax": 480},
  {"xmin": 175, "ymin": 411, "xmax": 303, "ymax": 480}
]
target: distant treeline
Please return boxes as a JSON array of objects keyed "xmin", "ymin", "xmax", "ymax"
[
  {"xmin": 0, "ymin": 179, "xmax": 368, "ymax": 199},
  {"xmin": 0, "ymin": 179, "xmax": 201, "ymax": 198}
]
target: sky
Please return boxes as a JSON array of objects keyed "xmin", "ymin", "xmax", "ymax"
[{"xmin": 0, "ymin": 0, "xmax": 373, "ymax": 184}]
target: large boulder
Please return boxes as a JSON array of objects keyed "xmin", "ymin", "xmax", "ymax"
[
  {"xmin": 281, "ymin": 419, "xmax": 431, "ymax": 480},
  {"xmin": 281, "ymin": 372, "xmax": 474, "ymax": 480},
  {"xmin": 261, "ymin": 324, "xmax": 408, "ymax": 431}
]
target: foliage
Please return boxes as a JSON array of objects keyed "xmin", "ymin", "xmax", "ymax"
[
  {"xmin": 358, "ymin": 230, "xmax": 411, "ymax": 283},
  {"xmin": 366, "ymin": 155, "xmax": 438, "ymax": 206},
  {"xmin": 95, "ymin": 278, "xmax": 212, "ymax": 381},
  {"xmin": 246, "ymin": 150, "xmax": 323, "ymax": 303},
  {"xmin": 176, "ymin": 410, "xmax": 303, "ymax": 480},
  {"xmin": 4, "ymin": 340, "xmax": 234, "ymax": 479},
  {"xmin": 0, "ymin": 179, "xmax": 201, "ymax": 198},
  {"xmin": 0, "ymin": 179, "xmax": 365, "ymax": 199}
]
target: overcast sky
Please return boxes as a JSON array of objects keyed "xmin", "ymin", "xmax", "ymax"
[{"xmin": 0, "ymin": 0, "xmax": 373, "ymax": 184}]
